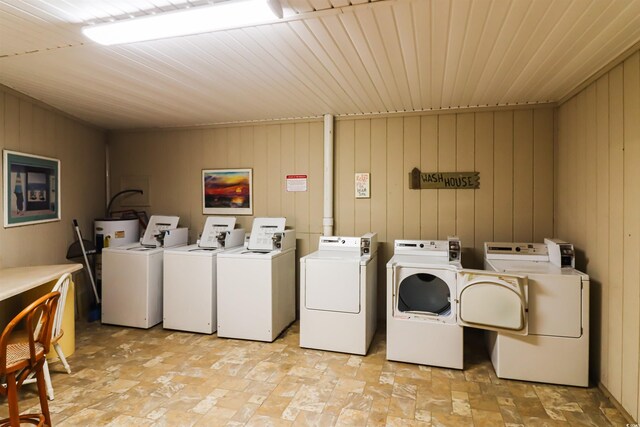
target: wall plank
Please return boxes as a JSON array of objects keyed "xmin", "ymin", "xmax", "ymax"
[
  {"xmin": 420, "ymin": 115, "xmax": 438, "ymax": 240},
  {"xmin": 474, "ymin": 112, "xmax": 494, "ymax": 259},
  {"xmin": 354, "ymin": 119, "xmax": 372, "ymax": 236},
  {"xmin": 456, "ymin": 113, "xmax": 475, "ymax": 262},
  {"xmin": 437, "ymin": 114, "xmax": 456, "ymax": 239},
  {"xmin": 513, "ymin": 110, "xmax": 533, "ymax": 242},
  {"xmin": 595, "ymin": 74, "xmax": 610, "ymax": 386},
  {"xmin": 403, "ymin": 116, "xmax": 421, "ymax": 239},
  {"xmin": 494, "ymin": 111, "xmax": 513, "ymax": 241},
  {"xmin": 532, "ymin": 108, "xmax": 554, "ymax": 242}
]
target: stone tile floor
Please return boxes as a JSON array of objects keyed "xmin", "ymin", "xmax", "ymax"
[{"xmin": 1, "ymin": 321, "xmax": 629, "ymax": 426}]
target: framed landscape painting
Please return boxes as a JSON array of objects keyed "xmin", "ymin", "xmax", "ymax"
[
  {"xmin": 3, "ymin": 150, "xmax": 61, "ymax": 228},
  {"xmin": 202, "ymin": 168, "xmax": 253, "ymax": 215}
]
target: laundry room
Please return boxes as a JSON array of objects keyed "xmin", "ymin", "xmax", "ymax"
[{"xmin": 0, "ymin": 0, "xmax": 639, "ymax": 426}]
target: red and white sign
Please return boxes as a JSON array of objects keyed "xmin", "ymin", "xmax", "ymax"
[{"xmin": 286, "ymin": 174, "xmax": 308, "ymax": 192}]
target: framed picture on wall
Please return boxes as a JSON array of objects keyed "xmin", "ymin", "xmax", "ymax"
[
  {"xmin": 3, "ymin": 150, "xmax": 61, "ymax": 228},
  {"xmin": 202, "ymin": 168, "xmax": 253, "ymax": 215}
]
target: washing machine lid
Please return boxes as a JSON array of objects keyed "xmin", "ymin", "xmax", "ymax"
[
  {"xmin": 304, "ymin": 256, "xmax": 361, "ymax": 313},
  {"xmin": 457, "ymin": 269, "xmax": 528, "ymax": 335},
  {"xmin": 303, "ymin": 250, "xmax": 370, "ymax": 265}
]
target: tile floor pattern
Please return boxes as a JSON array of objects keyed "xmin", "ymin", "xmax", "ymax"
[{"xmin": 1, "ymin": 321, "xmax": 629, "ymax": 426}]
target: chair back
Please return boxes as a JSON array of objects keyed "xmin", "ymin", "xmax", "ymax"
[
  {"xmin": 50, "ymin": 272, "xmax": 71, "ymax": 340},
  {"xmin": 0, "ymin": 292, "xmax": 60, "ymax": 374}
]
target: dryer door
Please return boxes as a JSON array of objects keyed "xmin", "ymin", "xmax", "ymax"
[{"xmin": 456, "ymin": 269, "xmax": 528, "ymax": 335}]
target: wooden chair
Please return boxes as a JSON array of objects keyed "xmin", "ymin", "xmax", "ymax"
[
  {"xmin": 12, "ymin": 272, "xmax": 72, "ymax": 400},
  {"xmin": 0, "ymin": 291, "xmax": 60, "ymax": 427}
]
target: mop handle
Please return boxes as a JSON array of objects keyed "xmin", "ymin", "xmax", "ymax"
[{"xmin": 73, "ymin": 219, "xmax": 101, "ymax": 304}]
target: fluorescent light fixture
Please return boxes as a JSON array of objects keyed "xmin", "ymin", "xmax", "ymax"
[{"xmin": 82, "ymin": 0, "xmax": 283, "ymax": 45}]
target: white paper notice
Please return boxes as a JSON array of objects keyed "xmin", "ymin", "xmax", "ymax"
[
  {"xmin": 355, "ymin": 173, "xmax": 370, "ymax": 198},
  {"xmin": 286, "ymin": 174, "xmax": 308, "ymax": 192}
]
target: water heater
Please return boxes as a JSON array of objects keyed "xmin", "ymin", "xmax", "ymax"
[{"xmin": 94, "ymin": 218, "xmax": 139, "ymax": 253}]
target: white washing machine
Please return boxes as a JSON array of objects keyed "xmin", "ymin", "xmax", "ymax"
[
  {"xmin": 300, "ymin": 233, "xmax": 378, "ymax": 355},
  {"xmin": 163, "ymin": 216, "xmax": 245, "ymax": 334},
  {"xmin": 484, "ymin": 238, "xmax": 589, "ymax": 386},
  {"xmin": 217, "ymin": 217, "xmax": 296, "ymax": 342},
  {"xmin": 387, "ymin": 238, "xmax": 528, "ymax": 369},
  {"xmin": 102, "ymin": 215, "xmax": 188, "ymax": 329}
]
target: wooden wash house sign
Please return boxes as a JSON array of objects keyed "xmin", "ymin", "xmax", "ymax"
[{"xmin": 409, "ymin": 168, "xmax": 480, "ymax": 190}]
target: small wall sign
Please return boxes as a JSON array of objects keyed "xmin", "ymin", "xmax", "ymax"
[
  {"xmin": 286, "ymin": 174, "xmax": 308, "ymax": 192},
  {"xmin": 355, "ymin": 173, "xmax": 370, "ymax": 198},
  {"xmin": 409, "ymin": 168, "xmax": 479, "ymax": 189}
]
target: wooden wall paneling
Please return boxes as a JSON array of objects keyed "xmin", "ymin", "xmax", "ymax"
[
  {"xmin": 18, "ymin": 99, "xmax": 32, "ymax": 153},
  {"xmin": 43, "ymin": 108, "xmax": 57, "ymax": 158},
  {"xmin": 266, "ymin": 125, "xmax": 282, "ymax": 217},
  {"xmin": 574, "ymin": 90, "xmax": 588, "ymax": 266},
  {"xmin": 281, "ymin": 123, "xmax": 296, "ymax": 229},
  {"xmin": 354, "ymin": 119, "xmax": 372, "ymax": 236},
  {"xmin": 214, "ymin": 127, "xmax": 229, "ymax": 169},
  {"xmin": 4, "ymin": 94, "xmax": 19, "ymax": 150},
  {"xmin": 512, "ymin": 110, "xmax": 533, "ymax": 242},
  {"xmin": 437, "ymin": 114, "xmax": 456, "ymax": 239},
  {"xmin": 607, "ymin": 63, "xmax": 624, "ymax": 402},
  {"xmin": 252, "ymin": 125, "xmax": 268, "ymax": 218},
  {"xmin": 532, "ymin": 108, "xmax": 554, "ymax": 242},
  {"xmin": 584, "ymin": 84, "xmax": 599, "ymax": 377},
  {"xmin": 474, "ymin": 112, "xmax": 494, "ymax": 264},
  {"xmin": 336, "ymin": 120, "xmax": 355, "ymax": 236},
  {"xmin": 308, "ymin": 121, "xmax": 323, "ymax": 236},
  {"xmin": 238, "ymin": 126, "xmax": 255, "ymax": 231},
  {"xmin": 595, "ymin": 74, "xmax": 610, "ymax": 386},
  {"xmin": 622, "ymin": 52, "xmax": 640, "ymax": 419},
  {"xmin": 493, "ymin": 111, "xmax": 513, "ymax": 241},
  {"xmin": 294, "ymin": 122, "xmax": 310, "ymax": 235},
  {"xmin": 386, "ymin": 117, "xmax": 404, "ymax": 242},
  {"xmin": 227, "ymin": 126, "xmax": 240, "ymax": 166},
  {"xmin": 31, "ymin": 105, "xmax": 45, "ymax": 156},
  {"xmin": 455, "ymin": 113, "xmax": 475, "ymax": 262},
  {"xmin": 403, "ymin": 116, "xmax": 421, "ymax": 239},
  {"xmin": 420, "ymin": 115, "xmax": 438, "ymax": 240},
  {"xmin": 370, "ymin": 117, "xmax": 388, "ymax": 318},
  {"xmin": 370, "ymin": 118, "xmax": 387, "ymax": 243}
]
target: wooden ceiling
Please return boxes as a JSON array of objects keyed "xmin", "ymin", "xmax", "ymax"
[{"xmin": 1, "ymin": 0, "xmax": 639, "ymax": 129}]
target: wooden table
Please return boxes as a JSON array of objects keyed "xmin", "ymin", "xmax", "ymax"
[{"xmin": 0, "ymin": 263, "xmax": 83, "ymax": 357}]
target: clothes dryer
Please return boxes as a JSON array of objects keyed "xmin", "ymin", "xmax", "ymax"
[
  {"xmin": 217, "ymin": 217, "xmax": 296, "ymax": 342},
  {"xmin": 163, "ymin": 216, "xmax": 245, "ymax": 334},
  {"xmin": 387, "ymin": 239, "xmax": 528, "ymax": 369},
  {"xmin": 484, "ymin": 239, "xmax": 589, "ymax": 386},
  {"xmin": 300, "ymin": 233, "xmax": 378, "ymax": 355},
  {"xmin": 102, "ymin": 215, "xmax": 188, "ymax": 328}
]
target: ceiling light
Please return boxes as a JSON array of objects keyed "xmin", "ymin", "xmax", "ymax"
[{"xmin": 82, "ymin": 0, "xmax": 283, "ymax": 46}]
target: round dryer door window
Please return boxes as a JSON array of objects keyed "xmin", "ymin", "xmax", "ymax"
[{"xmin": 397, "ymin": 273, "xmax": 451, "ymax": 315}]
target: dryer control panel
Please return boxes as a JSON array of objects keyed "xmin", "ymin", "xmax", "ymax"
[
  {"xmin": 484, "ymin": 242, "xmax": 549, "ymax": 261},
  {"xmin": 394, "ymin": 239, "xmax": 459, "ymax": 262},
  {"xmin": 318, "ymin": 233, "xmax": 378, "ymax": 256}
]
